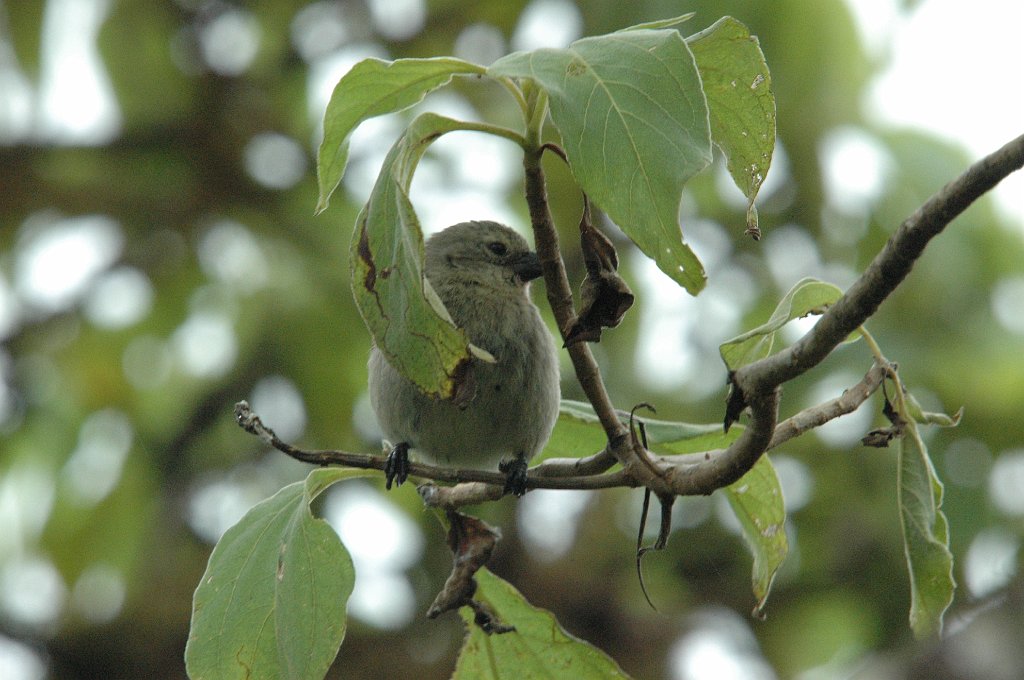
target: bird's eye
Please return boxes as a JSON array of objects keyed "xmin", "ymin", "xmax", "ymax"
[{"xmin": 487, "ymin": 242, "xmax": 508, "ymax": 257}]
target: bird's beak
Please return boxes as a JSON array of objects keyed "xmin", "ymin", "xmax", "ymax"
[{"xmin": 510, "ymin": 251, "xmax": 543, "ymax": 283}]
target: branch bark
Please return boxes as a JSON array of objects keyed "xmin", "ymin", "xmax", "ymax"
[
  {"xmin": 692, "ymin": 133, "xmax": 1024, "ymax": 497},
  {"xmin": 246, "ymin": 134, "xmax": 1024, "ymax": 503}
]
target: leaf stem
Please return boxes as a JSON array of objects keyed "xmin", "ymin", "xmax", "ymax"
[
  {"xmin": 449, "ymin": 119, "xmax": 528, "ymax": 148},
  {"xmin": 498, "ymin": 76, "xmax": 531, "ymax": 127}
]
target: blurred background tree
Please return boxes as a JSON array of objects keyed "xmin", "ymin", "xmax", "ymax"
[{"xmin": 1, "ymin": 0, "xmax": 1022, "ymax": 678}]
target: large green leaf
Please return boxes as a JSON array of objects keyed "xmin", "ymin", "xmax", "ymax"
[
  {"xmin": 899, "ymin": 421, "xmax": 955, "ymax": 638},
  {"xmin": 316, "ymin": 57, "xmax": 485, "ymax": 213},
  {"xmin": 454, "ymin": 569, "xmax": 631, "ymax": 679},
  {"xmin": 719, "ymin": 277, "xmax": 848, "ymax": 370},
  {"xmin": 351, "ymin": 113, "xmax": 492, "ymax": 400},
  {"xmin": 185, "ymin": 468, "xmax": 364, "ymax": 680},
  {"xmin": 541, "ymin": 399, "xmax": 729, "ymax": 462},
  {"xmin": 489, "ymin": 29, "xmax": 713, "ymax": 294},
  {"xmin": 722, "ymin": 455, "xmax": 788, "ymax": 617},
  {"xmin": 687, "ymin": 17, "xmax": 775, "ymax": 228}
]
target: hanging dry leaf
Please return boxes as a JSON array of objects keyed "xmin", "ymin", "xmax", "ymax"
[{"xmin": 563, "ymin": 202, "xmax": 635, "ymax": 346}]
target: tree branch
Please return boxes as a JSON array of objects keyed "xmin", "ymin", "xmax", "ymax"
[
  {"xmin": 736, "ymin": 133, "xmax": 1024, "ymax": 398},
  {"xmin": 250, "ymin": 135, "xmax": 1022, "ymax": 502},
  {"xmin": 707, "ymin": 133, "xmax": 1024, "ymax": 497},
  {"xmin": 768, "ymin": 361, "xmax": 889, "ymax": 450},
  {"xmin": 522, "ymin": 147, "xmax": 633, "ymax": 457}
]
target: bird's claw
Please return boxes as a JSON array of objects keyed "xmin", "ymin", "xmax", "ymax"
[
  {"xmin": 499, "ymin": 454, "xmax": 529, "ymax": 497},
  {"xmin": 385, "ymin": 442, "xmax": 411, "ymax": 489}
]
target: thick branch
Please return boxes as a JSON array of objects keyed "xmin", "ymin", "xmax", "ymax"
[
  {"xmin": 691, "ymin": 134, "xmax": 1024, "ymax": 498},
  {"xmin": 736, "ymin": 133, "xmax": 1024, "ymax": 397}
]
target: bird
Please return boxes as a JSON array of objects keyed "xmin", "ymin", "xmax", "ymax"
[{"xmin": 368, "ymin": 220, "xmax": 561, "ymax": 496}]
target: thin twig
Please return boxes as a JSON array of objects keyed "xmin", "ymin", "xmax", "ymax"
[{"xmin": 768, "ymin": 362, "xmax": 889, "ymax": 450}]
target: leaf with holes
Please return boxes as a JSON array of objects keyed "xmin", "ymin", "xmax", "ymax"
[
  {"xmin": 722, "ymin": 455, "xmax": 788, "ymax": 617},
  {"xmin": 688, "ymin": 17, "xmax": 775, "ymax": 234}
]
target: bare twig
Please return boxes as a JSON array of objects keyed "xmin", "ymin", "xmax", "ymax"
[{"xmin": 768, "ymin": 362, "xmax": 889, "ymax": 450}]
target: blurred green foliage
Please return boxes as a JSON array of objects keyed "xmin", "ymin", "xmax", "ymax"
[{"xmin": 1, "ymin": 1, "xmax": 1022, "ymax": 679}]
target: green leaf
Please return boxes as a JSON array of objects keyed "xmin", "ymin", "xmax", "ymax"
[
  {"xmin": 185, "ymin": 468, "xmax": 366, "ymax": 680},
  {"xmin": 489, "ymin": 30, "xmax": 713, "ymax": 294},
  {"xmin": 454, "ymin": 570, "xmax": 632, "ymax": 679},
  {"xmin": 351, "ymin": 113, "xmax": 486, "ymax": 400},
  {"xmin": 316, "ymin": 57, "xmax": 486, "ymax": 213},
  {"xmin": 719, "ymin": 277, "xmax": 848, "ymax": 370},
  {"xmin": 898, "ymin": 421, "xmax": 955, "ymax": 638},
  {"xmin": 540, "ymin": 400, "xmax": 612, "ymax": 461},
  {"xmin": 905, "ymin": 392, "xmax": 963, "ymax": 427},
  {"xmin": 687, "ymin": 17, "xmax": 775, "ymax": 230},
  {"xmin": 541, "ymin": 399, "xmax": 730, "ymax": 461},
  {"xmin": 722, "ymin": 455, "xmax": 788, "ymax": 617},
  {"xmin": 616, "ymin": 13, "xmax": 696, "ymax": 32}
]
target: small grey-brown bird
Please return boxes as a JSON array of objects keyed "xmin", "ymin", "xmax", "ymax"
[{"xmin": 368, "ymin": 221, "xmax": 560, "ymax": 496}]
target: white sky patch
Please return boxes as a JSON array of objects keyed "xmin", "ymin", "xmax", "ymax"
[
  {"xmin": 172, "ymin": 310, "xmax": 238, "ymax": 379},
  {"xmin": 771, "ymin": 455, "xmax": 813, "ymax": 513},
  {"xmin": 367, "ymin": 0, "xmax": 426, "ymax": 41},
  {"xmin": 61, "ymin": 409, "xmax": 134, "ymax": 507},
  {"xmin": 70, "ymin": 563, "xmax": 126, "ymax": 624},
  {"xmin": 83, "ymin": 266, "xmax": 154, "ymax": 329},
  {"xmin": 861, "ymin": 0, "xmax": 1024, "ymax": 225},
  {"xmin": 243, "ymin": 132, "xmax": 308, "ymax": 190},
  {"xmin": 990, "ymin": 276, "xmax": 1024, "ymax": 336},
  {"xmin": 805, "ymin": 371, "xmax": 875, "ymax": 448},
  {"xmin": 964, "ymin": 528, "xmax": 1018, "ymax": 598},
  {"xmin": 454, "ymin": 23, "xmax": 508, "ymax": 66},
  {"xmin": 670, "ymin": 608, "xmax": 777, "ymax": 680},
  {"xmin": 37, "ymin": 0, "xmax": 120, "ymax": 144},
  {"xmin": 989, "ymin": 449, "xmax": 1024, "ymax": 516},
  {"xmin": 14, "ymin": 214, "xmax": 123, "ymax": 314},
  {"xmin": 0, "ymin": 634, "xmax": 47, "ymax": 680},
  {"xmin": 323, "ymin": 484, "xmax": 424, "ymax": 629},
  {"xmin": 819, "ymin": 126, "xmax": 894, "ymax": 215},
  {"xmin": 198, "ymin": 220, "xmax": 269, "ymax": 293},
  {"xmin": 0, "ymin": 462, "xmax": 56, "ymax": 558},
  {"xmin": 290, "ymin": 2, "xmax": 351, "ymax": 62},
  {"xmin": 518, "ymin": 489, "xmax": 593, "ymax": 561},
  {"xmin": 0, "ymin": 555, "xmax": 66, "ymax": 631},
  {"xmin": 249, "ymin": 375, "xmax": 307, "ymax": 443},
  {"xmin": 0, "ymin": 36, "xmax": 34, "ymax": 142},
  {"xmin": 198, "ymin": 7, "xmax": 261, "ymax": 76},
  {"xmin": 512, "ymin": 0, "xmax": 583, "ymax": 51}
]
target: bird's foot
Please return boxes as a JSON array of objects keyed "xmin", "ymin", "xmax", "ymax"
[
  {"xmin": 499, "ymin": 453, "xmax": 529, "ymax": 497},
  {"xmin": 385, "ymin": 442, "xmax": 411, "ymax": 489}
]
